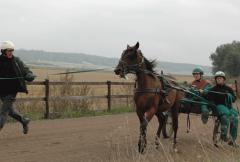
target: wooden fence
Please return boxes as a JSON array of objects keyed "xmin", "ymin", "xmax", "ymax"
[
  {"xmin": 16, "ymin": 79, "xmax": 135, "ymax": 119},
  {"xmin": 15, "ymin": 79, "xmax": 240, "ymax": 119}
]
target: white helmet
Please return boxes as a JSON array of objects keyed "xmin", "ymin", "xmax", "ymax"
[
  {"xmin": 1, "ymin": 41, "xmax": 15, "ymax": 50},
  {"xmin": 214, "ymin": 71, "xmax": 226, "ymax": 79}
]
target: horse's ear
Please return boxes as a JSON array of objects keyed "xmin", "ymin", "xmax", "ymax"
[
  {"xmin": 134, "ymin": 42, "xmax": 139, "ymax": 50},
  {"xmin": 127, "ymin": 44, "xmax": 130, "ymax": 49}
]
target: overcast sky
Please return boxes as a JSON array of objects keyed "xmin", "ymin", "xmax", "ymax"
[{"xmin": 0, "ymin": 0, "xmax": 240, "ymax": 65}]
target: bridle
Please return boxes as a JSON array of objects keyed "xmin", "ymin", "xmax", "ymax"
[
  {"xmin": 117, "ymin": 50, "xmax": 158, "ymax": 78},
  {"xmin": 118, "ymin": 52, "xmax": 145, "ymax": 76},
  {"xmin": 117, "ymin": 50, "xmax": 166, "ymax": 96}
]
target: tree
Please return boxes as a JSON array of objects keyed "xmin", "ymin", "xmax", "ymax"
[{"xmin": 210, "ymin": 41, "xmax": 240, "ymax": 77}]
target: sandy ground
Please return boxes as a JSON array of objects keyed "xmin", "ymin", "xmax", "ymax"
[{"xmin": 0, "ymin": 113, "xmax": 240, "ymax": 162}]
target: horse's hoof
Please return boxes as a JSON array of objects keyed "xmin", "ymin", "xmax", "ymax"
[
  {"xmin": 173, "ymin": 143, "xmax": 178, "ymax": 152},
  {"xmin": 138, "ymin": 142, "xmax": 146, "ymax": 154},
  {"xmin": 139, "ymin": 149, "xmax": 145, "ymax": 154},
  {"xmin": 155, "ymin": 141, "xmax": 159, "ymax": 149},
  {"xmin": 155, "ymin": 136, "xmax": 160, "ymax": 149},
  {"xmin": 174, "ymin": 148, "xmax": 178, "ymax": 153},
  {"xmin": 214, "ymin": 143, "xmax": 219, "ymax": 148},
  {"xmin": 138, "ymin": 146, "xmax": 146, "ymax": 154}
]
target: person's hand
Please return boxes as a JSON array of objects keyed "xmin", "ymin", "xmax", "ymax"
[
  {"xmin": 199, "ymin": 89, "xmax": 204, "ymax": 94},
  {"xmin": 25, "ymin": 73, "xmax": 36, "ymax": 82},
  {"xmin": 191, "ymin": 85, "xmax": 197, "ymax": 89}
]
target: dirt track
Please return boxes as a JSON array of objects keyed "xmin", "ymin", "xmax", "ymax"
[{"xmin": 0, "ymin": 113, "xmax": 240, "ymax": 162}]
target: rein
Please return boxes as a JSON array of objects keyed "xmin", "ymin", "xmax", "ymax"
[{"xmin": 0, "ymin": 77, "xmax": 25, "ymax": 80}]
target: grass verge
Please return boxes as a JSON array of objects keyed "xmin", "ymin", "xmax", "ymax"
[{"xmin": 20, "ymin": 106, "xmax": 135, "ymax": 121}]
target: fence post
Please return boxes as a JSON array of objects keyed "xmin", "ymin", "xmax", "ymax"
[
  {"xmin": 107, "ymin": 81, "xmax": 112, "ymax": 111},
  {"xmin": 44, "ymin": 79, "xmax": 50, "ymax": 119}
]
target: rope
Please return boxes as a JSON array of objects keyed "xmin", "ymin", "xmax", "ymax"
[
  {"xmin": 207, "ymin": 90, "xmax": 230, "ymax": 95},
  {"xmin": 0, "ymin": 77, "xmax": 25, "ymax": 80},
  {"xmin": 180, "ymin": 98, "xmax": 211, "ymax": 106},
  {"xmin": 51, "ymin": 68, "xmax": 112, "ymax": 75},
  {"xmin": 171, "ymin": 85, "xmax": 209, "ymax": 103}
]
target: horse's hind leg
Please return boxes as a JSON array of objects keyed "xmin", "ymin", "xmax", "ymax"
[
  {"xmin": 171, "ymin": 104, "xmax": 179, "ymax": 151},
  {"xmin": 155, "ymin": 112, "xmax": 165, "ymax": 149}
]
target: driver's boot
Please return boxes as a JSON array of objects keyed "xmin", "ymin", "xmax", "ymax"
[
  {"xmin": 228, "ymin": 140, "xmax": 239, "ymax": 148},
  {"xmin": 201, "ymin": 105, "xmax": 209, "ymax": 124},
  {"xmin": 22, "ymin": 118, "xmax": 30, "ymax": 134}
]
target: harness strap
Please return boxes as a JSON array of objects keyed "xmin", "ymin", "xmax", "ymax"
[{"xmin": 135, "ymin": 88, "xmax": 166, "ymax": 95}]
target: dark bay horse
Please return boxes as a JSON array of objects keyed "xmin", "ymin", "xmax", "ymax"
[{"xmin": 114, "ymin": 42, "xmax": 183, "ymax": 153}]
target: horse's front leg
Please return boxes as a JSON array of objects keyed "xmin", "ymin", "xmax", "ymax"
[
  {"xmin": 137, "ymin": 107, "xmax": 156, "ymax": 153},
  {"xmin": 138, "ymin": 115, "xmax": 148, "ymax": 153}
]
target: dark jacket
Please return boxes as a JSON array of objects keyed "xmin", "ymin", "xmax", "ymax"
[
  {"xmin": 0, "ymin": 55, "xmax": 35, "ymax": 94},
  {"xmin": 206, "ymin": 84, "xmax": 236, "ymax": 106}
]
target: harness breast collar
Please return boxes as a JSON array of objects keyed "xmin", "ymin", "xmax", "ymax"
[{"xmin": 135, "ymin": 88, "xmax": 166, "ymax": 95}]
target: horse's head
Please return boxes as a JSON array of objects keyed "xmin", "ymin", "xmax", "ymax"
[{"xmin": 114, "ymin": 42, "xmax": 144, "ymax": 78}]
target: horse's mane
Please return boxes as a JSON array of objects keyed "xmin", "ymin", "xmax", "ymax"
[
  {"xmin": 138, "ymin": 50, "xmax": 157, "ymax": 73},
  {"xmin": 138, "ymin": 51, "xmax": 180, "ymax": 86},
  {"xmin": 143, "ymin": 57, "xmax": 158, "ymax": 74}
]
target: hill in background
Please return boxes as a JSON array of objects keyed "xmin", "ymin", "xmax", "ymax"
[{"xmin": 14, "ymin": 49, "xmax": 212, "ymax": 75}]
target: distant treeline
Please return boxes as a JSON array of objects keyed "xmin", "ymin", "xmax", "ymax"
[{"xmin": 210, "ymin": 41, "xmax": 240, "ymax": 77}]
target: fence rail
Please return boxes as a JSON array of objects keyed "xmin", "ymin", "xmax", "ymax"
[
  {"xmin": 12, "ymin": 79, "xmax": 240, "ymax": 119},
  {"xmin": 16, "ymin": 79, "xmax": 135, "ymax": 119}
]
